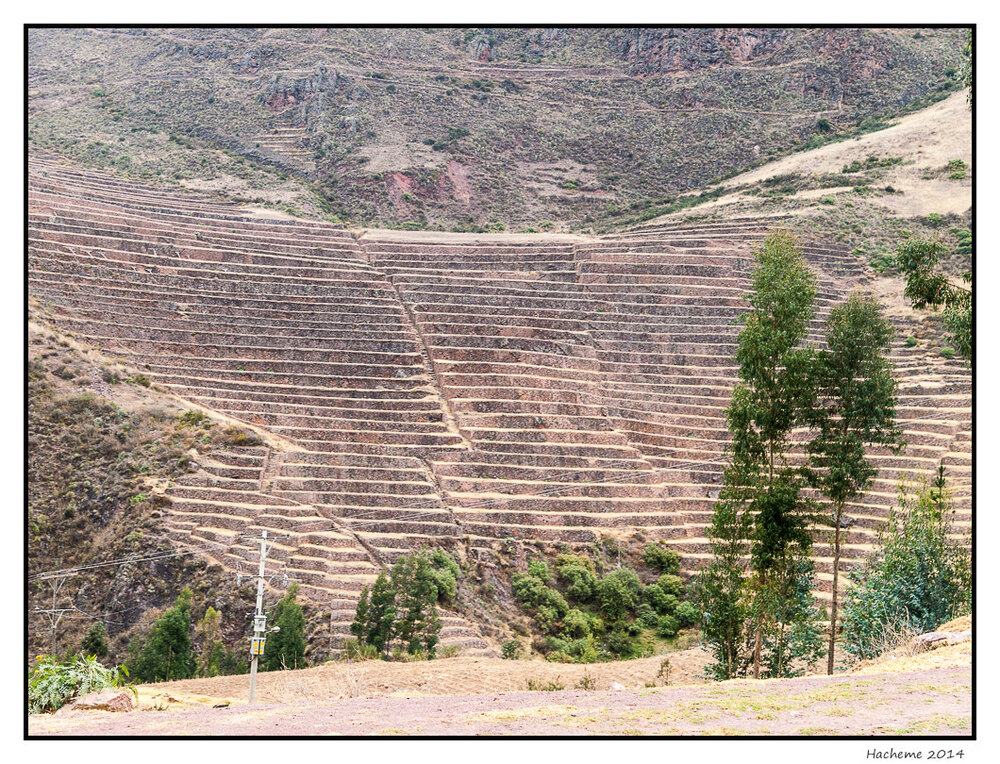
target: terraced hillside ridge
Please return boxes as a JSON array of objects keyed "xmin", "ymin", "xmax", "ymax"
[
  {"xmin": 28, "ymin": 154, "xmax": 970, "ymax": 645},
  {"xmin": 27, "ymin": 27, "xmax": 968, "ymax": 229},
  {"xmin": 28, "ymin": 152, "xmax": 487, "ymax": 655}
]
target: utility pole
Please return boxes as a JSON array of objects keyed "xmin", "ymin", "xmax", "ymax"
[
  {"xmin": 33, "ymin": 574, "xmax": 71, "ymax": 655},
  {"xmin": 243, "ymin": 529, "xmax": 289, "ymax": 705}
]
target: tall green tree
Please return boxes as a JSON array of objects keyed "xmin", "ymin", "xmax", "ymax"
[
  {"xmin": 350, "ymin": 570, "xmax": 397, "ymax": 657},
  {"xmin": 127, "ymin": 588, "xmax": 196, "ymax": 683},
  {"xmin": 697, "ymin": 474, "xmax": 752, "ymax": 680},
  {"xmin": 896, "ymin": 238, "xmax": 972, "ymax": 361},
  {"xmin": 392, "ymin": 553, "xmax": 442, "ymax": 657},
  {"xmin": 702, "ymin": 229, "xmax": 819, "ymax": 680},
  {"xmin": 262, "ymin": 583, "xmax": 307, "ymax": 671},
  {"xmin": 804, "ymin": 293, "xmax": 904, "ymax": 674}
]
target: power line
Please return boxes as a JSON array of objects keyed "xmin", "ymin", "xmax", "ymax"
[{"xmin": 29, "ymin": 540, "xmax": 230, "ymax": 582}]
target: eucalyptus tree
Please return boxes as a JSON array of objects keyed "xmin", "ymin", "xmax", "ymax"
[
  {"xmin": 805, "ymin": 292, "xmax": 904, "ymax": 674},
  {"xmin": 701, "ymin": 229, "xmax": 819, "ymax": 680}
]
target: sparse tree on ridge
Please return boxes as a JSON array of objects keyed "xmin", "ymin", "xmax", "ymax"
[
  {"xmin": 896, "ymin": 238, "xmax": 972, "ymax": 362},
  {"xmin": 804, "ymin": 292, "xmax": 904, "ymax": 674}
]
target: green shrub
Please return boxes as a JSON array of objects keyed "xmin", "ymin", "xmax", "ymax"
[
  {"xmin": 820, "ymin": 196, "xmax": 836, "ymax": 205},
  {"xmin": 556, "ymin": 562, "xmax": 597, "ymax": 601},
  {"xmin": 642, "ymin": 543, "xmax": 680, "ymax": 574},
  {"xmin": 606, "ymin": 623, "xmax": 652, "ymax": 658},
  {"xmin": 656, "ymin": 574, "xmax": 685, "ymax": 598},
  {"xmin": 947, "ymin": 158, "xmax": 968, "ymax": 178},
  {"xmin": 560, "ymin": 608, "xmax": 591, "ymax": 639},
  {"xmin": 428, "ymin": 548, "xmax": 461, "ymax": 602},
  {"xmin": 641, "ymin": 583, "xmax": 678, "ymax": 615},
  {"xmin": 527, "ymin": 559, "xmax": 550, "ymax": 581},
  {"xmin": 905, "ymin": 336, "xmax": 918, "ymax": 347},
  {"xmin": 564, "ymin": 635, "xmax": 601, "ymax": 663},
  {"xmin": 635, "ymin": 602, "xmax": 659, "ymax": 629},
  {"xmin": 555, "ymin": 553, "xmax": 594, "ymax": 572},
  {"xmin": 29, "ymin": 655, "xmax": 134, "ymax": 714},
  {"xmin": 341, "ymin": 638, "xmax": 379, "ymax": 661},
  {"xmin": 596, "ymin": 568, "xmax": 641, "ymax": 622},
  {"xmin": 178, "ymin": 409, "xmax": 211, "ymax": 427},
  {"xmin": 940, "ymin": 346, "xmax": 956, "ymax": 359},
  {"xmin": 216, "ymin": 426, "xmax": 262, "ymax": 447},
  {"xmin": 926, "ymin": 212, "xmax": 944, "ymax": 227},
  {"xmin": 655, "ymin": 614, "xmax": 680, "ymax": 639},
  {"xmin": 842, "ymin": 471, "xmax": 971, "ymax": 660},
  {"xmin": 501, "ymin": 640, "xmax": 522, "ymax": 660},
  {"xmin": 675, "ymin": 601, "xmax": 701, "ymax": 628},
  {"xmin": 512, "ymin": 572, "xmax": 567, "ymax": 616}
]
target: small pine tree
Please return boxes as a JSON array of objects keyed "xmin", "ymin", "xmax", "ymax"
[
  {"xmin": 128, "ymin": 588, "xmax": 196, "ymax": 683},
  {"xmin": 351, "ymin": 570, "xmax": 397, "ymax": 657},
  {"xmin": 79, "ymin": 622, "xmax": 110, "ymax": 659},
  {"xmin": 393, "ymin": 553, "xmax": 441, "ymax": 656},
  {"xmin": 262, "ymin": 583, "xmax": 307, "ymax": 671}
]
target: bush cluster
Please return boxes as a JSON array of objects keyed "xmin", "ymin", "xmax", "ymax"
[
  {"xmin": 510, "ymin": 545, "xmax": 697, "ymax": 663},
  {"xmin": 842, "ymin": 470, "xmax": 971, "ymax": 660}
]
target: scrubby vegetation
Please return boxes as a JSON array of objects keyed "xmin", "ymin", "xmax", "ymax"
[
  {"xmin": 28, "ymin": 655, "xmax": 135, "ymax": 714},
  {"xmin": 510, "ymin": 546, "xmax": 698, "ymax": 663},
  {"xmin": 842, "ymin": 470, "xmax": 971, "ymax": 660},
  {"xmin": 28, "ymin": 27, "xmax": 968, "ymax": 231}
]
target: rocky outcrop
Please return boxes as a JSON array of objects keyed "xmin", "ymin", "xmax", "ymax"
[
  {"xmin": 261, "ymin": 65, "xmax": 348, "ymax": 113},
  {"xmin": 56, "ymin": 689, "xmax": 135, "ymax": 714},
  {"xmin": 614, "ymin": 28, "xmax": 795, "ymax": 76}
]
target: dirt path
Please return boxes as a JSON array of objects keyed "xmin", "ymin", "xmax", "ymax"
[
  {"xmin": 29, "ymin": 662, "xmax": 970, "ymax": 737},
  {"xmin": 115, "ymin": 649, "xmax": 713, "ymax": 707}
]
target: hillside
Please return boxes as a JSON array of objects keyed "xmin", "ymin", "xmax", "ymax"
[
  {"xmin": 27, "ymin": 27, "xmax": 972, "ymax": 700},
  {"xmin": 27, "ymin": 145, "xmax": 970, "ymax": 662},
  {"xmin": 28, "ymin": 27, "xmax": 967, "ymax": 230}
]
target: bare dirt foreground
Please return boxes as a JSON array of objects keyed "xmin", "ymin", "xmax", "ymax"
[{"xmin": 28, "ymin": 644, "xmax": 971, "ymax": 737}]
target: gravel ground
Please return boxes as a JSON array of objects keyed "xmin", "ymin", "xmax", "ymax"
[{"xmin": 28, "ymin": 663, "xmax": 971, "ymax": 737}]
